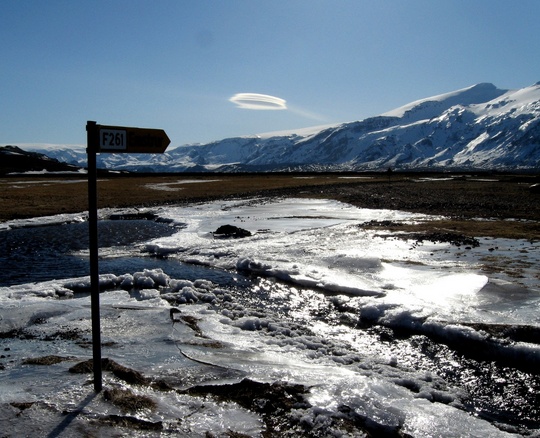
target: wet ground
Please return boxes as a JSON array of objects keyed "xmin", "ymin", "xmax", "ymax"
[
  {"xmin": 2, "ymin": 173, "xmax": 540, "ymax": 235},
  {"xmin": 1, "ymin": 174, "xmax": 540, "ymax": 436}
]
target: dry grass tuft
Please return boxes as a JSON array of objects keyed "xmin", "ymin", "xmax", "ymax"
[
  {"xmin": 69, "ymin": 357, "xmax": 148, "ymax": 384},
  {"xmin": 103, "ymin": 387, "xmax": 157, "ymax": 412},
  {"xmin": 22, "ymin": 355, "xmax": 73, "ymax": 365}
]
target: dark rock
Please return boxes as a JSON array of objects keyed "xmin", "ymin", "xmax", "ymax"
[
  {"xmin": 182, "ymin": 378, "xmax": 309, "ymax": 413},
  {"xmin": 109, "ymin": 212, "xmax": 158, "ymax": 221},
  {"xmin": 408, "ymin": 231, "xmax": 480, "ymax": 248},
  {"xmin": 213, "ymin": 224, "xmax": 252, "ymax": 238},
  {"xmin": 10, "ymin": 402, "xmax": 34, "ymax": 411}
]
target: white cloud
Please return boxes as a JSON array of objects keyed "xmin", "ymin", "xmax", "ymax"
[{"xmin": 229, "ymin": 93, "xmax": 287, "ymax": 110}]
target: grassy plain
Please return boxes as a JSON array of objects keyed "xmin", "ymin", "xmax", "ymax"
[{"xmin": 1, "ymin": 173, "xmax": 539, "ymax": 240}]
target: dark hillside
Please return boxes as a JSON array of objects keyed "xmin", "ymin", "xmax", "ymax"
[{"xmin": 0, "ymin": 145, "xmax": 82, "ymax": 175}]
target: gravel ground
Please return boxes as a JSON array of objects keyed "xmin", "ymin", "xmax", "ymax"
[
  {"xmin": 256, "ymin": 176, "xmax": 540, "ymax": 221},
  {"xmin": 247, "ymin": 175, "xmax": 540, "ymax": 240}
]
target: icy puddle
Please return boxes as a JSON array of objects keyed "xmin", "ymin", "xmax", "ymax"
[{"xmin": 1, "ymin": 197, "xmax": 539, "ymax": 436}]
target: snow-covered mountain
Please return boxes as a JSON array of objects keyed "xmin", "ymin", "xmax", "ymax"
[{"xmin": 29, "ymin": 81, "xmax": 540, "ymax": 172}]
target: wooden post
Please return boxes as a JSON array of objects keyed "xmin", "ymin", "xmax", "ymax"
[
  {"xmin": 86, "ymin": 121, "xmax": 102, "ymax": 392},
  {"xmin": 84, "ymin": 120, "xmax": 169, "ymax": 392}
]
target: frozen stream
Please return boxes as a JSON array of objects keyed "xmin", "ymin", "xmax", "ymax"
[
  {"xmin": 1, "ymin": 197, "xmax": 539, "ymax": 436},
  {"xmin": 0, "ymin": 218, "xmax": 248, "ymax": 288}
]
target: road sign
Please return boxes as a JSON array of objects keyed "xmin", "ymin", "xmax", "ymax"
[
  {"xmin": 87, "ymin": 122, "xmax": 170, "ymax": 154},
  {"xmin": 85, "ymin": 120, "xmax": 170, "ymax": 392}
]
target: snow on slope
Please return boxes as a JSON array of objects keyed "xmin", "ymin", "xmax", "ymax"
[
  {"xmin": 382, "ymin": 82, "xmax": 507, "ymax": 120},
  {"xmin": 20, "ymin": 81, "xmax": 540, "ymax": 172}
]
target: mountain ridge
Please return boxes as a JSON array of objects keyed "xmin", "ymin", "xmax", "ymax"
[
  {"xmin": 0, "ymin": 145, "xmax": 83, "ymax": 176},
  {"xmin": 19, "ymin": 81, "xmax": 540, "ymax": 172}
]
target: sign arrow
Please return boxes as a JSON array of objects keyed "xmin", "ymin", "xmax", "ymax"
[{"xmin": 87, "ymin": 123, "xmax": 170, "ymax": 154}]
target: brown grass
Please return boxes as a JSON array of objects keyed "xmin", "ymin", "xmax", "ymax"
[
  {"xmin": 1, "ymin": 173, "xmax": 539, "ymax": 239},
  {"xmin": 103, "ymin": 387, "xmax": 157, "ymax": 412},
  {"xmin": 22, "ymin": 355, "xmax": 74, "ymax": 365},
  {"xmin": 69, "ymin": 358, "xmax": 148, "ymax": 384},
  {"xmin": 381, "ymin": 219, "xmax": 540, "ymax": 240},
  {"xmin": 0, "ymin": 174, "xmax": 366, "ymax": 221}
]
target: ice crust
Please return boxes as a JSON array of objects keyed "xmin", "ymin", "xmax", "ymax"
[{"xmin": 1, "ymin": 198, "xmax": 539, "ymax": 436}]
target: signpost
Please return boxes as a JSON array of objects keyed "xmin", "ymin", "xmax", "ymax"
[
  {"xmin": 88, "ymin": 122, "xmax": 170, "ymax": 154},
  {"xmin": 86, "ymin": 121, "xmax": 170, "ymax": 392}
]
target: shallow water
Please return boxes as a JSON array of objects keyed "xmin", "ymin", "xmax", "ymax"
[{"xmin": 0, "ymin": 220, "xmax": 245, "ymax": 287}]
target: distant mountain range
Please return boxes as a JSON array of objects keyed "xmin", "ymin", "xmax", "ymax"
[{"xmin": 17, "ymin": 81, "xmax": 540, "ymax": 172}]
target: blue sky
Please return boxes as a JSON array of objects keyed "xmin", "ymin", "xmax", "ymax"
[{"xmin": 1, "ymin": 0, "xmax": 539, "ymax": 147}]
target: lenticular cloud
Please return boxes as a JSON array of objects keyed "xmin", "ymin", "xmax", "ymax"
[{"xmin": 229, "ymin": 93, "xmax": 287, "ymax": 110}]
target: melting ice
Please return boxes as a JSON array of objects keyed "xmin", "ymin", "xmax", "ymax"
[{"xmin": 1, "ymin": 197, "xmax": 539, "ymax": 436}]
